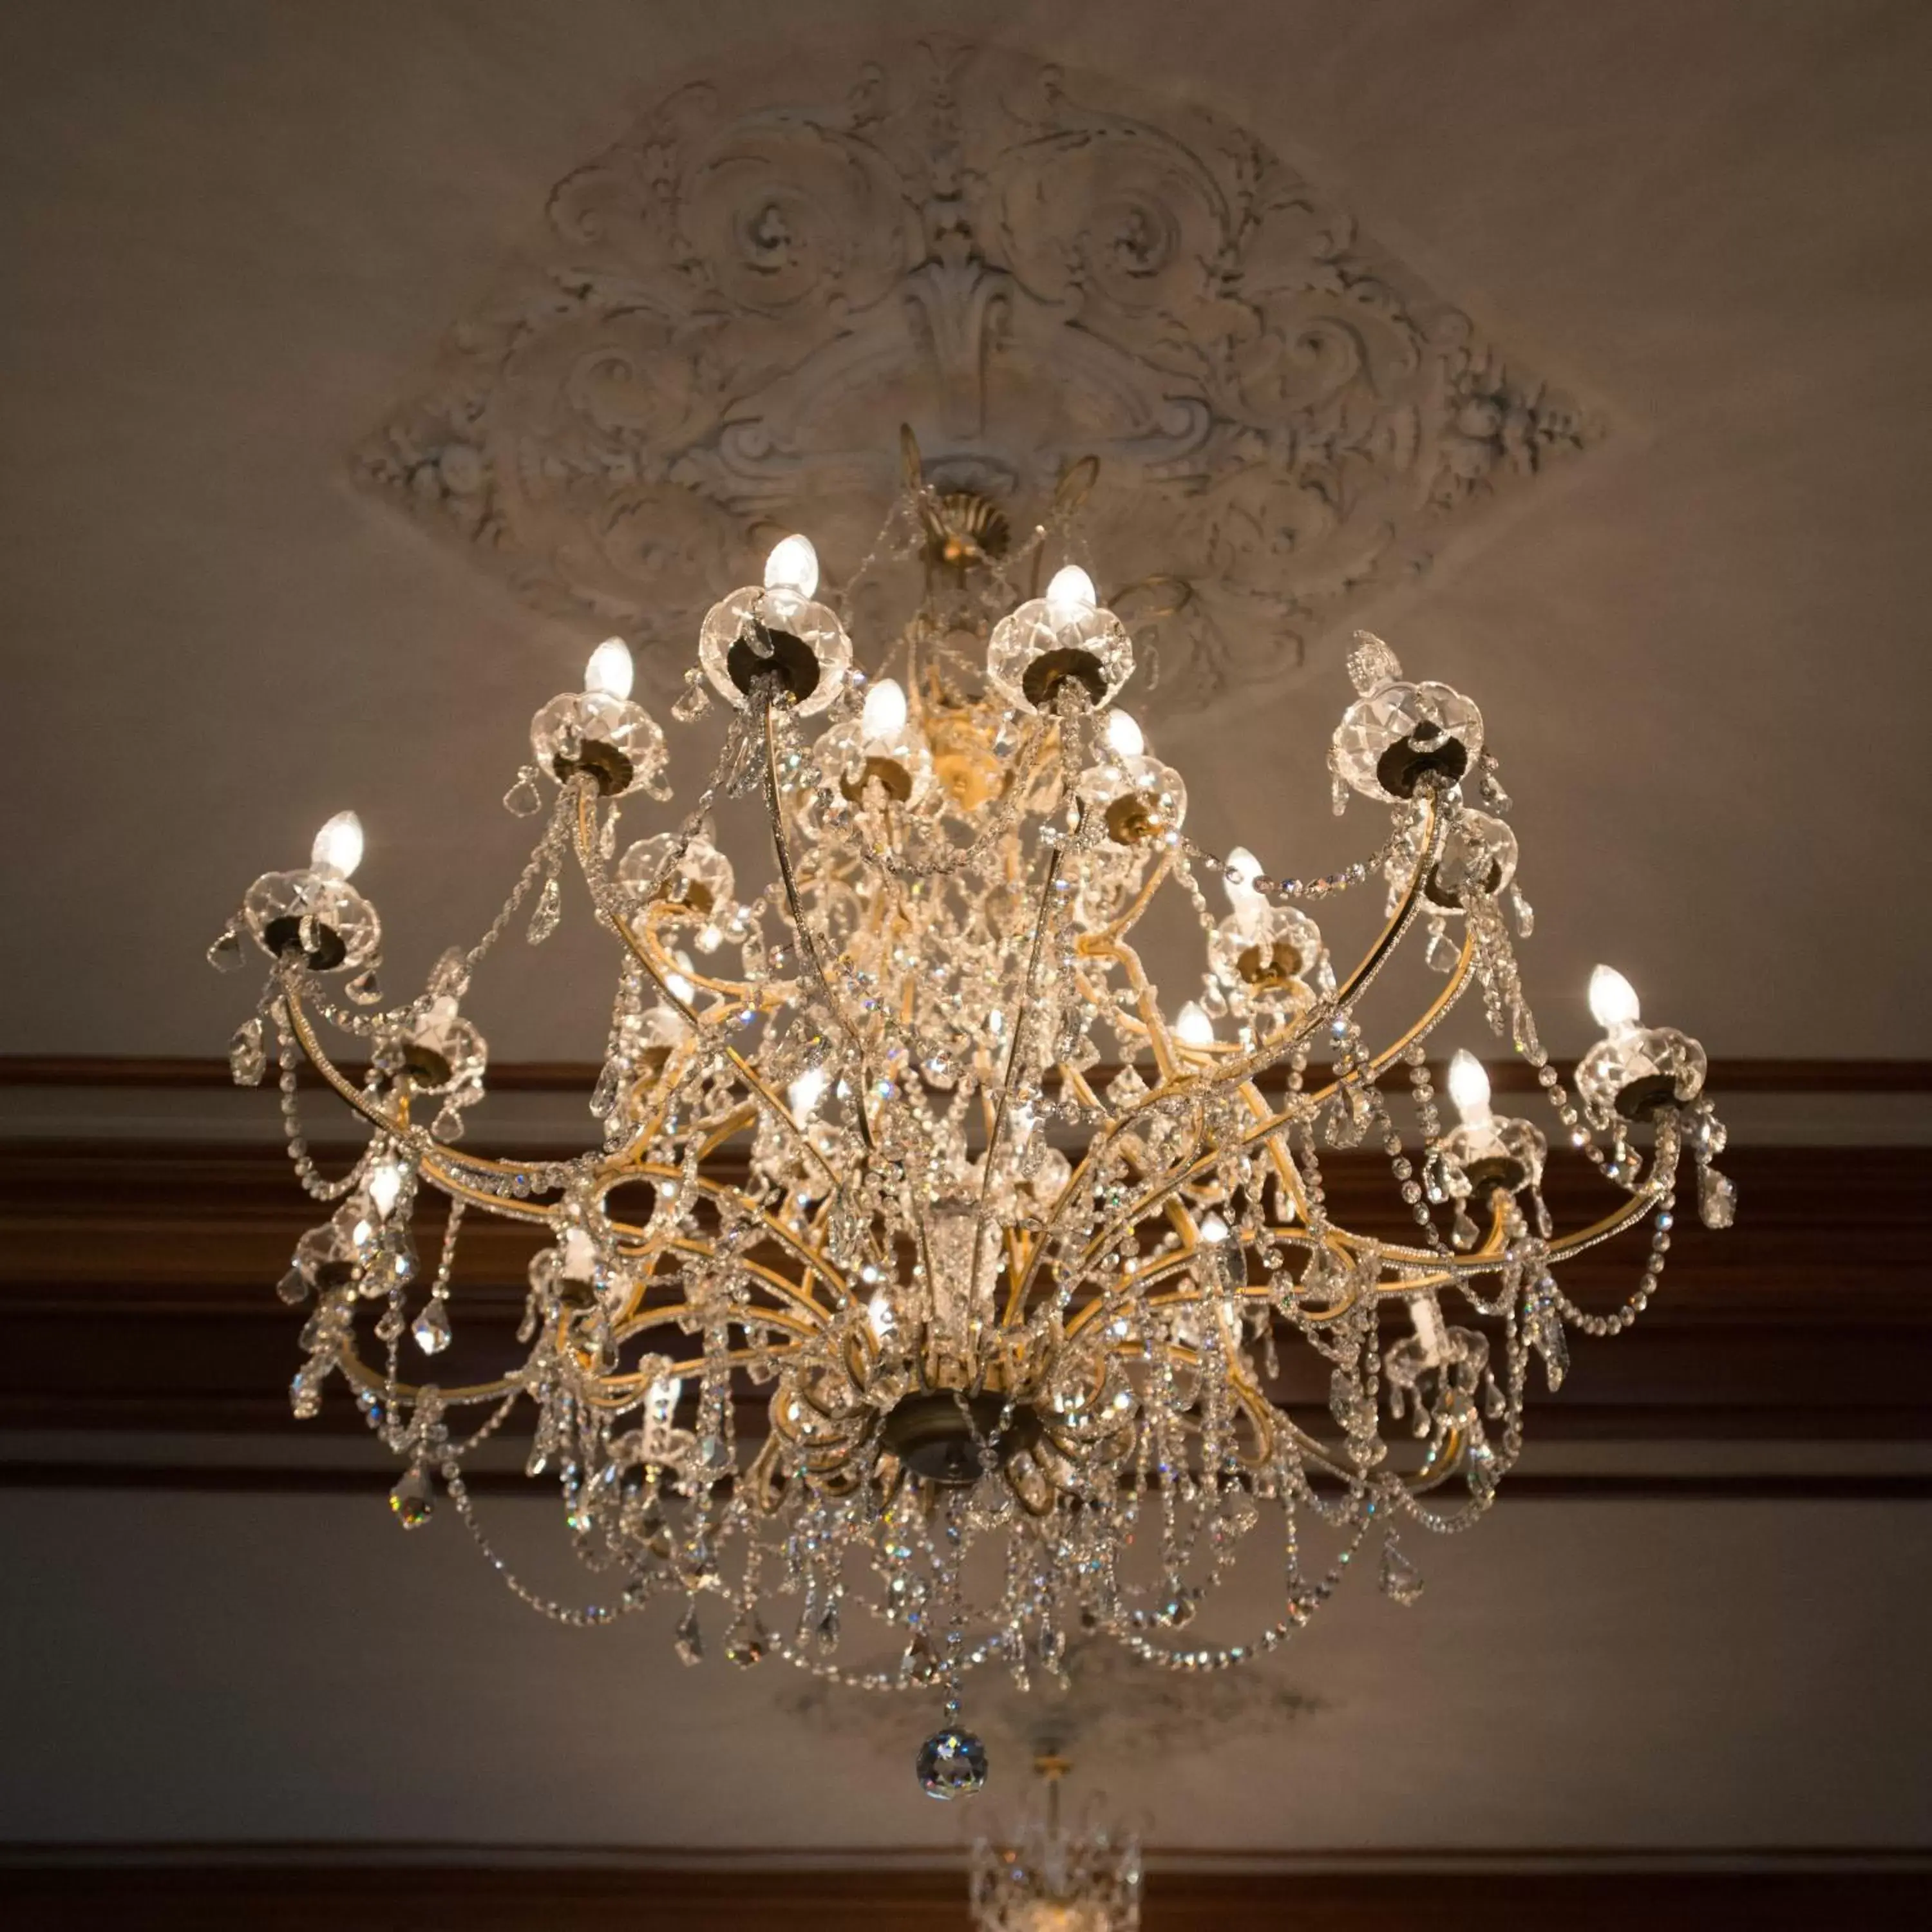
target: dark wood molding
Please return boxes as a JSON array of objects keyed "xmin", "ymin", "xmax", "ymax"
[
  {"xmin": 0, "ymin": 1855, "xmax": 1925, "ymax": 1931},
  {"xmin": 2, "ymin": 1139, "xmax": 1927, "ymax": 1459},
  {"xmin": 5, "ymin": 1054, "xmax": 1931, "ymax": 1094}
]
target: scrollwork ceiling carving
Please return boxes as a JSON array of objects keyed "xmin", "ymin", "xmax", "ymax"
[{"xmin": 355, "ymin": 42, "xmax": 1598, "ymax": 710}]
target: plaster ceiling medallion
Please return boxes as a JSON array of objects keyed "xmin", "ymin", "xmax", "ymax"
[{"xmin": 355, "ymin": 42, "xmax": 1598, "ymax": 710}]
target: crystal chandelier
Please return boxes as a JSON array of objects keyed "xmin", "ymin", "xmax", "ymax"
[
  {"xmin": 211, "ymin": 459, "xmax": 1733, "ymax": 1795},
  {"xmin": 971, "ymin": 1754, "xmax": 1141, "ymax": 1932}
]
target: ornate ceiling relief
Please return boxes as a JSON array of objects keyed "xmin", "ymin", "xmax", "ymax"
[{"xmin": 355, "ymin": 44, "xmax": 1597, "ymax": 710}]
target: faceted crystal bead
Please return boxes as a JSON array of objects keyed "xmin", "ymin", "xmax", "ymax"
[
  {"xmin": 1153, "ymin": 1584, "xmax": 1196, "ymax": 1629},
  {"xmin": 205, "ymin": 925, "xmax": 245, "ymax": 972},
  {"xmin": 674, "ymin": 1604, "xmax": 704, "ymax": 1665},
  {"xmin": 388, "ymin": 1468, "xmax": 433, "ymax": 1529},
  {"xmin": 916, "ymin": 1727, "xmax": 988, "ymax": 1799},
  {"xmin": 1698, "ymin": 1165, "xmax": 1738, "ymax": 1230},
  {"xmin": 228, "ymin": 1018, "xmax": 266, "ymax": 1086},
  {"xmin": 412, "ymin": 1298, "xmax": 452, "ymax": 1356}
]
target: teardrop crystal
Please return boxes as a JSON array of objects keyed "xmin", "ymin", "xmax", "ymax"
[
  {"xmin": 206, "ymin": 925, "xmax": 245, "ymax": 972},
  {"xmin": 388, "ymin": 1467, "xmax": 433, "ymax": 1529},
  {"xmin": 674, "ymin": 1604, "xmax": 703, "ymax": 1666},
  {"xmin": 228, "ymin": 1018, "xmax": 266, "ymax": 1086},
  {"xmin": 503, "ymin": 769, "xmax": 543, "ymax": 817},
  {"xmin": 527, "ymin": 875, "xmax": 562, "ymax": 944},
  {"xmin": 412, "ymin": 1298, "xmax": 452, "ymax": 1356}
]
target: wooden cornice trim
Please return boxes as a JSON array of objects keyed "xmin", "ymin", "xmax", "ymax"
[
  {"xmin": 5, "ymin": 1054, "xmax": 1931, "ymax": 1094},
  {"xmin": 0, "ymin": 1853, "xmax": 1925, "ymax": 1930}
]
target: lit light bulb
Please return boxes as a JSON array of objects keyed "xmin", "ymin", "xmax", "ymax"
[
  {"xmin": 310, "ymin": 811, "xmax": 364, "ymax": 880},
  {"xmin": 1446, "ymin": 1048, "xmax": 1493, "ymax": 1126},
  {"xmin": 1198, "ymin": 1211, "xmax": 1231, "ymax": 1244},
  {"xmin": 562, "ymin": 1227, "xmax": 598, "ymax": 1278},
  {"xmin": 788, "ymin": 1065, "xmax": 829, "ymax": 1121},
  {"xmin": 1223, "ymin": 846, "xmax": 1264, "ymax": 893},
  {"xmin": 664, "ymin": 969, "xmax": 696, "ymax": 1005},
  {"xmin": 367, "ymin": 1160, "xmax": 406, "ymax": 1218},
  {"xmin": 763, "ymin": 533, "xmax": 820, "ymax": 600},
  {"xmin": 1588, "ymin": 963, "xmax": 1642, "ymax": 1034},
  {"xmin": 1045, "ymin": 564, "xmax": 1097, "ymax": 612},
  {"xmin": 861, "ymin": 676, "xmax": 908, "ymax": 743},
  {"xmin": 1104, "ymin": 708, "xmax": 1145, "ymax": 758},
  {"xmin": 1175, "ymin": 1001, "xmax": 1215, "ymax": 1048},
  {"xmin": 583, "ymin": 637, "xmax": 634, "ymax": 701}
]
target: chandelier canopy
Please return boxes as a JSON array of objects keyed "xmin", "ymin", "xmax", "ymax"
[{"xmin": 211, "ymin": 457, "xmax": 1731, "ymax": 1795}]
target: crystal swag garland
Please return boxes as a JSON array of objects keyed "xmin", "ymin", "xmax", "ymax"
[{"xmin": 212, "ymin": 467, "xmax": 1732, "ymax": 1795}]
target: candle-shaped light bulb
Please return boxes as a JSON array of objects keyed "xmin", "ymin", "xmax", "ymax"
[
  {"xmin": 583, "ymin": 637, "xmax": 634, "ymax": 701},
  {"xmin": 860, "ymin": 676, "xmax": 907, "ymax": 743},
  {"xmin": 1175, "ymin": 1001, "xmax": 1215, "ymax": 1048},
  {"xmin": 1104, "ymin": 708, "xmax": 1145, "ymax": 758},
  {"xmin": 1446, "ymin": 1048, "xmax": 1493, "ymax": 1126},
  {"xmin": 762, "ymin": 533, "xmax": 820, "ymax": 600},
  {"xmin": 310, "ymin": 811, "xmax": 364, "ymax": 880},
  {"xmin": 788, "ymin": 1065, "xmax": 828, "ymax": 1122},
  {"xmin": 1588, "ymin": 963, "xmax": 1642, "ymax": 1035},
  {"xmin": 1045, "ymin": 564, "xmax": 1097, "ymax": 614}
]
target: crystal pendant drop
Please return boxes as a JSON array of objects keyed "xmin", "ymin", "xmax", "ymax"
[
  {"xmin": 527, "ymin": 875, "xmax": 562, "ymax": 943},
  {"xmin": 1425, "ymin": 923, "xmax": 1457, "ymax": 973},
  {"xmin": 1698, "ymin": 1165, "xmax": 1738, "ymax": 1229},
  {"xmin": 432, "ymin": 1103, "xmax": 465, "ymax": 1141},
  {"xmin": 724, "ymin": 1605, "xmax": 770, "ymax": 1667},
  {"xmin": 900, "ymin": 1627, "xmax": 942, "ymax": 1685},
  {"xmin": 388, "ymin": 1468, "xmax": 433, "ymax": 1529},
  {"xmin": 674, "ymin": 1604, "xmax": 704, "ymax": 1666},
  {"xmin": 916, "ymin": 1726, "xmax": 988, "ymax": 1799},
  {"xmin": 1511, "ymin": 887, "xmax": 1535, "ymax": 937},
  {"xmin": 814, "ymin": 1600, "xmax": 840, "ymax": 1654},
  {"xmin": 275, "ymin": 1267, "xmax": 308, "ymax": 1307},
  {"xmin": 228, "ymin": 1018, "xmax": 266, "ymax": 1086},
  {"xmin": 1450, "ymin": 1206, "xmax": 1480, "ymax": 1251},
  {"xmin": 1379, "ymin": 1537, "xmax": 1425, "ymax": 1606},
  {"xmin": 1525, "ymin": 1289, "xmax": 1570, "ymax": 1391},
  {"xmin": 206, "ymin": 924, "xmax": 245, "ymax": 972},
  {"xmin": 502, "ymin": 768, "xmax": 543, "ymax": 817},
  {"xmin": 346, "ymin": 969, "xmax": 383, "ymax": 1005},
  {"xmin": 411, "ymin": 1298, "xmax": 452, "ymax": 1356}
]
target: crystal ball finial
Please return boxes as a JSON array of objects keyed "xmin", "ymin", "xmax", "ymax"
[{"xmin": 917, "ymin": 1726, "xmax": 988, "ymax": 1799}]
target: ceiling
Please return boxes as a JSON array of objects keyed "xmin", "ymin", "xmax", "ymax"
[
  {"xmin": 3, "ymin": 0, "xmax": 1931, "ymax": 1063},
  {"xmin": 3, "ymin": 0, "xmax": 1930, "ymax": 1906}
]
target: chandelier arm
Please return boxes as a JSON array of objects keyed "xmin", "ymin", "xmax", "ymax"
[
  {"xmin": 596, "ymin": 1166, "xmax": 855, "ymax": 1307},
  {"xmin": 565, "ymin": 787, "xmax": 848, "ymax": 1208},
  {"xmin": 279, "ymin": 983, "xmax": 563, "ymax": 1224}
]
